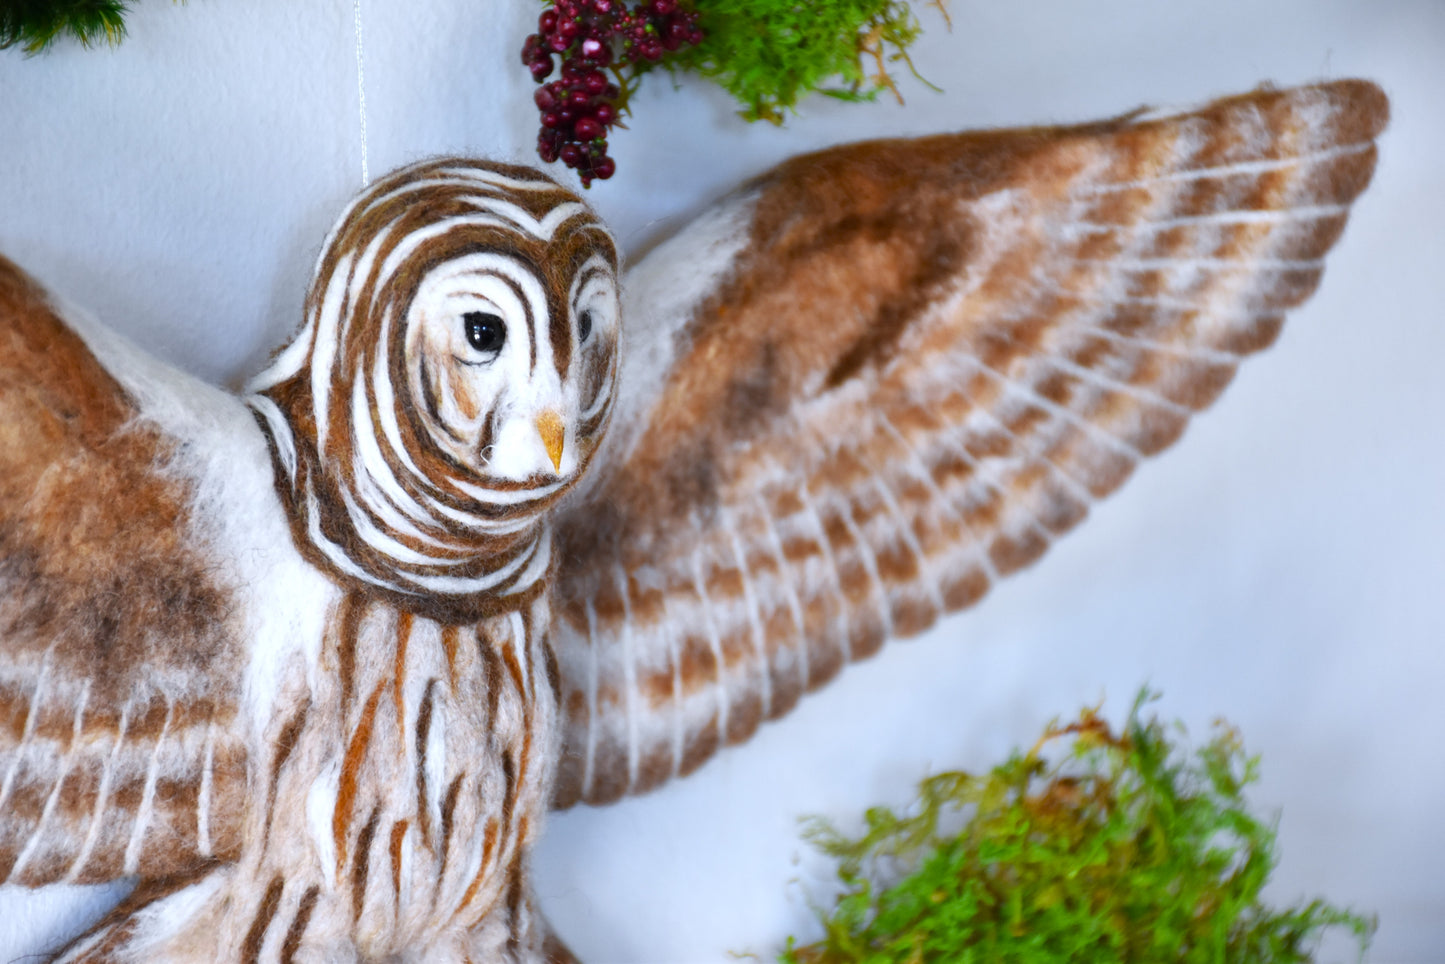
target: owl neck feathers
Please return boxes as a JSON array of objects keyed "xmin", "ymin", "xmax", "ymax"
[{"xmin": 247, "ymin": 385, "xmax": 553, "ymax": 624}]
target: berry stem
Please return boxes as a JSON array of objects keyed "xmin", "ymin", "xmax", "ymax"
[{"xmin": 521, "ymin": 0, "xmax": 703, "ymax": 186}]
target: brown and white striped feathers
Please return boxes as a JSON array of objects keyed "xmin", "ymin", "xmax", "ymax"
[
  {"xmin": 249, "ymin": 159, "xmax": 620, "ymax": 623},
  {"xmin": 0, "ymin": 82, "xmax": 1386, "ymax": 960},
  {"xmin": 547, "ymin": 79, "xmax": 1389, "ymax": 806},
  {"xmin": 1, "ymin": 159, "xmax": 617, "ymax": 961}
]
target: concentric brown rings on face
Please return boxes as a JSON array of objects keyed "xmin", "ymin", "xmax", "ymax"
[{"xmin": 247, "ymin": 158, "xmax": 619, "ymax": 622}]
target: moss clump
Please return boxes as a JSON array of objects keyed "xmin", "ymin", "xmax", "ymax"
[
  {"xmin": 783, "ymin": 692, "xmax": 1373, "ymax": 964},
  {"xmin": 666, "ymin": 1, "xmax": 943, "ymax": 124},
  {"xmin": 1, "ymin": 0, "xmax": 130, "ymax": 53}
]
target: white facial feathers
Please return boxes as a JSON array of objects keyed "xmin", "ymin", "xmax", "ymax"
[{"xmin": 247, "ymin": 158, "xmax": 620, "ymax": 616}]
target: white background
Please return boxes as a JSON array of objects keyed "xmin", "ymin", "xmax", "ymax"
[{"xmin": 1, "ymin": 1, "xmax": 1442, "ymax": 961}]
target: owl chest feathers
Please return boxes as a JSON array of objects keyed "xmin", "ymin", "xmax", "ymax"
[{"xmin": 229, "ymin": 587, "xmax": 560, "ymax": 958}]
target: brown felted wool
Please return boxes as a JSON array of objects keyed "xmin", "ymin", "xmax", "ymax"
[{"xmin": 0, "ymin": 84, "xmax": 1386, "ymax": 961}]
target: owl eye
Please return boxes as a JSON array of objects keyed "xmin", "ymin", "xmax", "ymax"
[
  {"xmin": 463, "ymin": 311, "xmax": 506, "ymax": 354},
  {"xmin": 578, "ymin": 309, "xmax": 594, "ymax": 343}
]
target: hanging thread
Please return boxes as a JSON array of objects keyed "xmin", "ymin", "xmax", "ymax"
[{"xmin": 352, "ymin": 0, "xmax": 370, "ymax": 186}]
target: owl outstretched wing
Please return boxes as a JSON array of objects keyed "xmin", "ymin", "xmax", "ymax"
[
  {"xmin": 549, "ymin": 79, "xmax": 1388, "ymax": 807},
  {"xmin": 0, "ymin": 257, "xmax": 257, "ymax": 886}
]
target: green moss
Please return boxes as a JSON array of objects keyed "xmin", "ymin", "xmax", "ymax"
[
  {"xmin": 1, "ymin": 0, "xmax": 130, "ymax": 53},
  {"xmin": 10, "ymin": 0, "xmax": 944, "ymax": 131},
  {"xmin": 664, "ymin": 0, "xmax": 942, "ymax": 124},
  {"xmin": 783, "ymin": 692, "xmax": 1373, "ymax": 964}
]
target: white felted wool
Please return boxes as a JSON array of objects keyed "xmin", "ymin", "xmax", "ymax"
[
  {"xmin": 2, "ymin": 1, "xmax": 1444, "ymax": 962},
  {"xmin": 0, "ymin": 79, "xmax": 1393, "ymax": 959},
  {"xmin": 0, "ymin": 156, "xmax": 621, "ymax": 960}
]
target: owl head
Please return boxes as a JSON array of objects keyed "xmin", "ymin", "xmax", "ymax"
[{"xmin": 248, "ymin": 158, "xmax": 620, "ymax": 621}]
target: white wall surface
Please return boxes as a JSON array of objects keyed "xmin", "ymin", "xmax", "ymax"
[{"xmin": 1, "ymin": 1, "xmax": 1442, "ymax": 961}]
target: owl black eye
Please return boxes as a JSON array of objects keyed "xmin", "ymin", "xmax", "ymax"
[
  {"xmin": 578, "ymin": 309, "xmax": 594, "ymax": 343},
  {"xmin": 463, "ymin": 311, "xmax": 506, "ymax": 354}
]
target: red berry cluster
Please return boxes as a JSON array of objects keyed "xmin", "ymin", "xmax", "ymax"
[{"xmin": 522, "ymin": 0, "xmax": 703, "ymax": 186}]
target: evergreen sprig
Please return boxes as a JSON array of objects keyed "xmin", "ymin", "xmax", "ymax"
[
  {"xmin": 784, "ymin": 691, "xmax": 1374, "ymax": 964},
  {"xmin": 521, "ymin": 0, "xmax": 945, "ymax": 184},
  {"xmin": 1, "ymin": 0, "xmax": 130, "ymax": 53},
  {"xmin": 664, "ymin": 0, "xmax": 942, "ymax": 123}
]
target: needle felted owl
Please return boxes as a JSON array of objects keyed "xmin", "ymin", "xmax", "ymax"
[{"xmin": 0, "ymin": 80, "xmax": 1386, "ymax": 962}]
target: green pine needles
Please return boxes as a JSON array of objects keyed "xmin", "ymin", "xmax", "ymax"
[
  {"xmin": 665, "ymin": 1, "xmax": 943, "ymax": 123},
  {"xmin": 1, "ymin": 0, "xmax": 130, "ymax": 53},
  {"xmin": 783, "ymin": 692, "xmax": 1373, "ymax": 964}
]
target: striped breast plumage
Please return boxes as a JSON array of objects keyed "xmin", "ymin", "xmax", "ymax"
[
  {"xmin": 115, "ymin": 592, "xmax": 564, "ymax": 962},
  {"xmin": 0, "ymin": 81, "xmax": 1387, "ymax": 961}
]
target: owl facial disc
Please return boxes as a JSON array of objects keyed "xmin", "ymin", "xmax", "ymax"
[
  {"xmin": 402, "ymin": 246, "xmax": 616, "ymax": 488},
  {"xmin": 247, "ymin": 158, "xmax": 619, "ymax": 620}
]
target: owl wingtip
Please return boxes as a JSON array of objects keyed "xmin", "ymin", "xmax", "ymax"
[{"xmin": 1332, "ymin": 77, "xmax": 1391, "ymax": 136}]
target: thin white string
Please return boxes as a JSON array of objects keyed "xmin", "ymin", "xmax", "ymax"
[{"xmin": 352, "ymin": 0, "xmax": 370, "ymax": 185}]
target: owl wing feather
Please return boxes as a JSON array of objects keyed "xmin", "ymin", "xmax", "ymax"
[
  {"xmin": 549, "ymin": 79, "xmax": 1388, "ymax": 807},
  {"xmin": 0, "ymin": 256, "xmax": 250, "ymax": 885}
]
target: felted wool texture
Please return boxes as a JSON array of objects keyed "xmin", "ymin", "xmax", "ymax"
[
  {"xmin": 545, "ymin": 79, "xmax": 1389, "ymax": 807},
  {"xmin": 8, "ymin": 1, "xmax": 1445, "ymax": 960},
  {"xmin": 0, "ymin": 256, "xmax": 250, "ymax": 887},
  {"xmin": 0, "ymin": 78, "xmax": 1392, "ymax": 962},
  {"xmin": 0, "ymin": 158, "xmax": 613, "ymax": 960},
  {"xmin": 248, "ymin": 158, "xmax": 618, "ymax": 626}
]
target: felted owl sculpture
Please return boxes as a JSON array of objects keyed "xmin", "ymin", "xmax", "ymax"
[{"xmin": 0, "ymin": 79, "xmax": 1386, "ymax": 962}]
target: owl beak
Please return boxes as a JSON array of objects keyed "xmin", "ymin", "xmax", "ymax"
[{"xmin": 535, "ymin": 409, "xmax": 565, "ymax": 473}]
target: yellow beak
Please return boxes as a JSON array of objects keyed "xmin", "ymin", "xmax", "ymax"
[{"xmin": 535, "ymin": 409, "xmax": 565, "ymax": 473}]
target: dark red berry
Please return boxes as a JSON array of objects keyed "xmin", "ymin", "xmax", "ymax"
[
  {"xmin": 523, "ymin": 1, "xmax": 707, "ymax": 186},
  {"xmin": 583, "ymin": 70, "xmax": 609, "ymax": 95}
]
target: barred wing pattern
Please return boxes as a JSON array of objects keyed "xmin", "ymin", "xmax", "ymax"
[
  {"xmin": 0, "ymin": 257, "xmax": 249, "ymax": 886},
  {"xmin": 550, "ymin": 80, "xmax": 1388, "ymax": 807}
]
